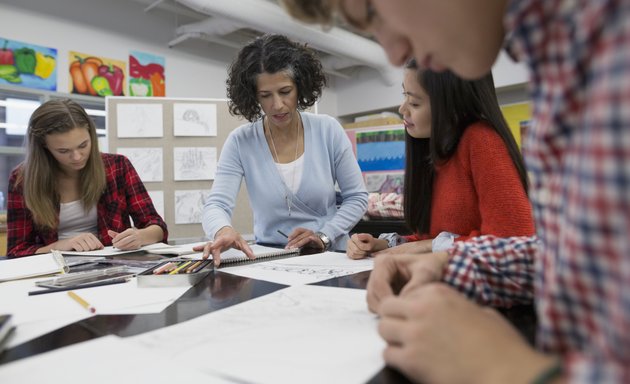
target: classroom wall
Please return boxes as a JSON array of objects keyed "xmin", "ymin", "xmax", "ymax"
[
  {"xmin": 0, "ymin": 0, "xmax": 231, "ymax": 99},
  {"xmin": 335, "ymin": 51, "xmax": 530, "ymax": 117},
  {"xmin": 0, "ymin": 0, "xmax": 529, "ymax": 120},
  {"xmin": 0, "ymin": 0, "xmax": 341, "ymax": 115}
]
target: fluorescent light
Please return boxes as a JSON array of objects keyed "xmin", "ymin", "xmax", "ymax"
[{"xmin": 85, "ymin": 108, "xmax": 106, "ymax": 117}]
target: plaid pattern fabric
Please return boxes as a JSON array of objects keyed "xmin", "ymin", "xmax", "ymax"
[
  {"xmin": 444, "ymin": 0, "xmax": 630, "ymax": 381},
  {"xmin": 7, "ymin": 153, "xmax": 167, "ymax": 257}
]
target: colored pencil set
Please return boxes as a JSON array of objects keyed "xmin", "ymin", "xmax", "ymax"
[{"xmin": 148, "ymin": 260, "xmax": 213, "ymax": 275}]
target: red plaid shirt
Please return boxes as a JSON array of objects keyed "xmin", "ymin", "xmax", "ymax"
[
  {"xmin": 7, "ymin": 153, "xmax": 168, "ymax": 257},
  {"xmin": 443, "ymin": 0, "xmax": 630, "ymax": 381}
]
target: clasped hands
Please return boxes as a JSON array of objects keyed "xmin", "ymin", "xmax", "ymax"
[{"xmin": 366, "ymin": 243, "xmax": 554, "ymax": 384}]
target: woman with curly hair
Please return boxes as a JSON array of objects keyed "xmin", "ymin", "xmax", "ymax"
[{"xmin": 196, "ymin": 34, "xmax": 368, "ymax": 264}]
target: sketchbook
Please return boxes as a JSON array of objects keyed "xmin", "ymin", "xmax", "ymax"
[
  {"xmin": 182, "ymin": 244, "xmax": 300, "ymax": 266},
  {"xmin": 0, "ymin": 251, "xmax": 69, "ymax": 282}
]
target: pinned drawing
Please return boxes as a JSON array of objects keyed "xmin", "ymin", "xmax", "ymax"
[
  {"xmin": 174, "ymin": 189, "xmax": 210, "ymax": 224},
  {"xmin": 147, "ymin": 190, "xmax": 165, "ymax": 220},
  {"xmin": 173, "ymin": 147, "xmax": 216, "ymax": 181},
  {"xmin": 173, "ymin": 103, "xmax": 217, "ymax": 137},
  {"xmin": 117, "ymin": 147, "xmax": 163, "ymax": 182},
  {"xmin": 116, "ymin": 103, "xmax": 163, "ymax": 138}
]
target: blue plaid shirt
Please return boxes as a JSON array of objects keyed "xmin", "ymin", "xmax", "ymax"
[{"xmin": 443, "ymin": 0, "xmax": 630, "ymax": 382}]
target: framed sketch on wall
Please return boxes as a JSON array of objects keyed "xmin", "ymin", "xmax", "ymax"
[{"xmin": 106, "ymin": 97, "xmax": 254, "ymax": 239}]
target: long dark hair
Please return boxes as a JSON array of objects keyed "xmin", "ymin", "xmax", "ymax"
[
  {"xmin": 403, "ymin": 60, "xmax": 528, "ymax": 234},
  {"xmin": 226, "ymin": 33, "xmax": 327, "ymax": 122}
]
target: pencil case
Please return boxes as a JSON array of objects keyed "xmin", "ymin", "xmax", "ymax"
[{"xmin": 137, "ymin": 259, "xmax": 213, "ymax": 287}]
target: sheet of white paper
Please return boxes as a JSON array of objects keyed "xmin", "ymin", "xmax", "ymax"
[
  {"xmin": 1, "ymin": 277, "xmax": 192, "ymax": 348},
  {"xmin": 117, "ymin": 147, "xmax": 164, "ymax": 182},
  {"xmin": 0, "ymin": 335, "xmax": 230, "ymax": 383},
  {"xmin": 173, "ymin": 146, "xmax": 217, "ymax": 180},
  {"xmin": 116, "ymin": 103, "xmax": 163, "ymax": 138},
  {"xmin": 220, "ymin": 251, "xmax": 374, "ymax": 285},
  {"xmin": 173, "ymin": 103, "xmax": 217, "ymax": 136},
  {"xmin": 174, "ymin": 189, "xmax": 211, "ymax": 224},
  {"xmin": 147, "ymin": 190, "xmax": 165, "ymax": 219},
  {"xmin": 129, "ymin": 285, "xmax": 385, "ymax": 384},
  {"xmin": 67, "ymin": 278, "xmax": 192, "ymax": 315}
]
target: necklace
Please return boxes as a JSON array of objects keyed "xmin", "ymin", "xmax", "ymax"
[{"xmin": 267, "ymin": 114, "xmax": 301, "ymax": 217}]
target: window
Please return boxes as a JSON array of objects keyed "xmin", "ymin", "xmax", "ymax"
[{"xmin": 0, "ymin": 86, "xmax": 106, "ymax": 212}]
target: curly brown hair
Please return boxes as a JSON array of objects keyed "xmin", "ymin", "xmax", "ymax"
[{"xmin": 226, "ymin": 34, "xmax": 327, "ymax": 122}]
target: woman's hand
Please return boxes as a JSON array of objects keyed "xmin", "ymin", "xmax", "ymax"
[
  {"xmin": 346, "ymin": 233, "xmax": 388, "ymax": 259},
  {"xmin": 373, "ymin": 238, "xmax": 433, "ymax": 256},
  {"xmin": 108, "ymin": 228, "xmax": 142, "ymax": 250},
  {"xmin": 192, "ymin": 226, "xmax": 253, "ymax": 266},
  {"xmin": 58, "ymin": 233, "xmax": 104, "ymax": 252},
  {"xmin": 285, "ymin": 227, "xmax": 323, "ymax": 250}
]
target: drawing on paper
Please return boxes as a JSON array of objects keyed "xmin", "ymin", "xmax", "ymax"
[
  {"xmin": 116, "ymin": 103, "xmax": 163, "ymax": 138},
  {"xmin": 174, "ymin": 189, "xmax": 210, "ymax": 224},
  {"xmin": 173, "ymin": 103, "xmax": 217, "ymax": 137},
  {"xmin": 117, "ymin": 147, "xmax": 163, "ymax": 182},
  {"xmin": 173, "ymin": 147, "xmax": 216, "ymax": 181},
  {"xmin": 147, "ymin": 190, "xmax": 165, "ymax": 220}
]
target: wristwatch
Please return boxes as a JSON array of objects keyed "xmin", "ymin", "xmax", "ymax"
[{"xmin": 316, "ymin": 231, "xmax": 331, "ymax": 251}]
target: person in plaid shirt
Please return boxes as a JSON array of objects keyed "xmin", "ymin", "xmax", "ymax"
[
  {"xmin": 7, "ymin": 99, "xmax": 167, "ymax": 258},
  {"xmin": 282, "ymin": 0, "xmax": 630, "ymax": 382}
]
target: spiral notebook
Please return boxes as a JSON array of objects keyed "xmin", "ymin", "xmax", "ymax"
[{"xmin": 182, "ymin": 244, "xmax": 300, "ymax": 266}]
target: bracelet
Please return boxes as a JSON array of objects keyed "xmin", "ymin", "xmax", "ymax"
[{"xmin": 531, "ymin": 360, "xmax": 562, "ymax": 384}]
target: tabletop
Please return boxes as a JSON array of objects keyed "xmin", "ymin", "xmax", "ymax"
[{"xmin": 0, "ymin": 254, "xmax": 535, "ymax": 383}]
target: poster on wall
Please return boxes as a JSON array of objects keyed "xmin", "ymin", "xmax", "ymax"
[
  {"xmin": 0, "ymin": 38, "xmax": 57, "ymax": 91},
  {"xmin": 68, "ymin": 51, "xmax": 126, "ymax": 97},
  {"xmin": 500, "ymin": 102, "xmax": 531, "ymax": 147},
  {"xmin": 129, "ymin": 50, "xmax": 165, "ymax": 97},
  {"xmin": 364, "ymin": 171, "xmax": 404, "ymax": 194},
  {"xmin": 355, "ymin": 128, "xmax": 406, "ymax": 172}
]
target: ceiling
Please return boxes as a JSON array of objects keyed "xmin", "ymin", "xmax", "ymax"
[{"xmin": 129, "ymin": 0, "xmax": 398, "ymax": 85}]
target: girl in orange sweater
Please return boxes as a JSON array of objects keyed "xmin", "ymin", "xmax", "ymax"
[{"xmin": 347, "ymin": 60, "xmax": 534, "ymax": 259}]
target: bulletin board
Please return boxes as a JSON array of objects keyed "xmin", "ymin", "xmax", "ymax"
[{"xmin": 106, "ymin": 97, "xmax": 253, "ymax": 240}]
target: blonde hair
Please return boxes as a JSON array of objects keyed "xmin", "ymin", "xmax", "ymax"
[
  {"xmin": 17, "ymin": 99, "xmax": 105, "ymax": 229},
  {"xmin": 280, "ymin": 0, "xmax": 339, "ymax": 25}
]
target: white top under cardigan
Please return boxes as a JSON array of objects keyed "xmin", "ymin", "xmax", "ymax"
[{"xmin": 202, "ymin": 112, "xmax": 368, "ymax": 250}]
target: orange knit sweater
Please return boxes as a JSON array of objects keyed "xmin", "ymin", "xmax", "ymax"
[{"xmin": 405, "ymin": 122, "xmax": 535, "ymax": 242}]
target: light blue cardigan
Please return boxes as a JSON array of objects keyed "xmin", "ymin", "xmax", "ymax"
[{"xmin": 202, "ymin": 112, "xmax": 368, "ymax": 250}]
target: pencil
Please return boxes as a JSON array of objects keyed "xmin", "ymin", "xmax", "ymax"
[
  {"xmin": 191, "ymin": 259, "xmax": 213, "ymax": 273},
  {"xmin": 185, "ymin": 260, "xmax": 203, "ymax": 273},
  {"xmin": 153, "ymin": 262, "xmax": 175, "ymax": 275},
  {"xmin": 168, "ymin": 261, "xmax": 192, "ymax": 275},
  {"xmin": 68, "ymin": 290, "xmax": 96, "ymax": 313},
  {"xmin": 277, "ymin": 229, "xmax": 289, "ymax": 238}
]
